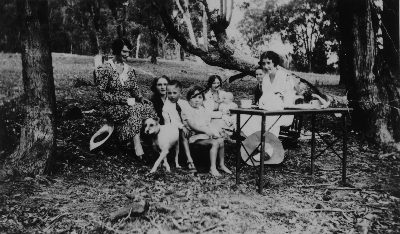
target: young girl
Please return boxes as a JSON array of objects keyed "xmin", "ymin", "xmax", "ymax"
[{"xmin": 181, "ymin": 85, "xmax": 232, "ymax": 177}]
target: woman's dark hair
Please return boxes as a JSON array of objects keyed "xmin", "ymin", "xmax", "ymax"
[
  {"xmin": 112, "ymin": 38, "xmax": 133, "ymax": 55},
  {"xmin": 186, "ymin": 85, "xmax": 205, "ymax": 101},
  {"xmin": 150, "ymin": 75, "xmax": 171, "ymax": 93},
  {"xmin": 207, "ymin": 75, "xmax": 222, "ymax": 89},
  {"xmin": 259, "ymin": 51, "xmax": 281, "ymax": 67}
]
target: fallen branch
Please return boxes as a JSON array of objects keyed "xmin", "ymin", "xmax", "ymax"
[
  {"xmin": 109, "ymin": 200, "xmax": 149, "ymax": 222},
  {"xmin": 379, "ymin": 152, "xmax": 397, "ymax": 159},
  {"xmin": 326, "ymin": 187, "xmax": 361, "ymax": 190},
  {"xmin": 294, "ymin": 208, "xmax": 360, "ymax": 213},
  {"xmin": 297, "ymin": 184, "xmax": 333, "ymax": 188}
]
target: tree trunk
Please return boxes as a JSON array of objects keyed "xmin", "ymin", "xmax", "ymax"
[
  {"xmin": 136, "ymin": 34, "xmax": 141, "ymax": 59},
  {"xmin": 175, "ymin": 0, "xmax": 203, "ymax": 63},
  {"xmin": 339, "ymin": 0, "xmax": 400, "ymax": 144},
  {"xmin": 180, "ymin": 46, "xmax": 185, "ymax": 61},
  {"xmin": 202, "ymin": 3, "xmax": 208, "ymax": 51},
  {"xmin": 150, "ymin": 32, "xmax": 158, "ymax": 64},
  {"xmin": 1, "ymin": 0, "xmax": 56, "ymax": 178}
]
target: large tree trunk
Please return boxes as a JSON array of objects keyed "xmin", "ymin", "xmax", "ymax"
[
  {"xmin": 1, "ymin": 0, "xmax": 56, "ymax": 178},
  {"xmin": 338, "ymin": 0, "xmax": 400, "ymax": 144}
]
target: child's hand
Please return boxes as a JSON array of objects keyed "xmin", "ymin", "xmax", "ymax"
[
  {"xmin": 182, "ymin": 126, "xmax": 190, "ymax": 138},
  {"xmin": 207, "ymin": 127, "xmax": 221, "ymax": 138}
]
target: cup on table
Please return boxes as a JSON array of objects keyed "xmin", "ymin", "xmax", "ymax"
[
  {"xmin": 240, "ymin": 99, "xmax": 252, "ymax": 108},
  {"xmin": 310, "ymin": 100, "xmax": 321, "ymax": 108}
]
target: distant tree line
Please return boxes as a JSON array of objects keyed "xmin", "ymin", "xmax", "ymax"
[
  {"xmin": 237, "ymin": 0, "xmax": 340, "ymax": 74},
  {"xmin": 0, "ymin": 0, "xmax": 203, "ymax": 63},
  {"xmin": 1, "ymin": 0, "xmax": 340, "ymax": 73}
]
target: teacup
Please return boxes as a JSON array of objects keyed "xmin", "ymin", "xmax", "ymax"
[
  {"xmin": 240, "ymin": 99, "xmax": 252, "ymax": 108},
  {"xmin": 310, "ymin": 100, "xmax": 321, "ymax": 108}
]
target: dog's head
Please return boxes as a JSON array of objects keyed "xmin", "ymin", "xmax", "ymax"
[{"xmin": 143, "ymin": 117, "xmax": 161, "ymax": 135}]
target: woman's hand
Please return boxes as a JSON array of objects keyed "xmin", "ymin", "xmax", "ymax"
[
  {"xmin": 137, "ymin": 96, "xmax": 151, "ymax": 105},
  {"xmin": 127, "ymin": 98, "xmax": 136, "ymax": 106},
  {"xmin": 311, "ymin": 94, "xmax": 331, "ymax": 109}
]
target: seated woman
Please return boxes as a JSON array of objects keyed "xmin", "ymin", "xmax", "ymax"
[
  {"xmin": 241, "ymin": 51, "xmax": 330, "ymax": 138},
  {"xmin": 150, "ymin": 75, "xmax": 170, "ymax": 125},
  {"xmin": 95, "ymin": 38, "xmax": 157, "ymax": 159},
  {"xmin": 203, "ymin": 75, "xmax": 232, "ymax": 134},
  {"xmin": 182, "ymin": 85, "xmax": 232, "ymax": 177}
]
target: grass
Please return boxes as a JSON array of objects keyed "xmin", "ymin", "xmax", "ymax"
[{"xmin": 0, "ymin": 53, "xmax": 399, "ymax": 233}]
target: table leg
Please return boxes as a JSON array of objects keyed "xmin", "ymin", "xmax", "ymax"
[
  {"xmin": 311, "ymin": 114, "xmax": 316, "ymax": 175},
  {"xmin": 342, "ymin": 114, "xmax": 347, "ymax": 184},
  {"xmin": 236, "ymin": 114, "xmax": 241, "ymax": 185},
  {"xmin": 259, "ymin": 115, "xmax": 266, "ymax": 194}
]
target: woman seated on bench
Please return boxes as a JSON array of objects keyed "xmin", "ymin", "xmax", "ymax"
[
  {"xmin": 95, "ymin": 38, "xmax": 157, "ymax": 159},
  {"xmin": 181, "ymin": 85, "xmax": 232, "ymax": 177},
  {"xmin": 241, "ymin": 51, "xmax": 331, "ymax": 138}
]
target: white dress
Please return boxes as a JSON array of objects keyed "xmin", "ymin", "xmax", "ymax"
[{"xmin": 241, "ymin": 69, "xmax": 296, "ymax": 137}]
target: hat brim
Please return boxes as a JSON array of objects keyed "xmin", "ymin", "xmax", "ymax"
[
  {"xmin": 241, "ymin": 131, "xmax": 284, "ymax": 166},
  {"xmin": 90, "ymin": 123, "xmax": 114, "ymax": 151}
]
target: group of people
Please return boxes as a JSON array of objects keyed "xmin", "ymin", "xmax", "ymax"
[
  {"xmin": 95, "ymin": 38, "xmax": 235, "ymax": 177},
  {"xmin": 94, "ymin": 38, "xmax": 331, "ymax": 177}
]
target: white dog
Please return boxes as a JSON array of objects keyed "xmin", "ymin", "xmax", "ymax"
[{"xmin": 143, "ymin": 117, "xmax": 180, "ymax": 173}]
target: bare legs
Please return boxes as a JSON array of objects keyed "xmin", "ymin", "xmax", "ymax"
[
  {"xmin": 133, "ymin": 133, "xmax": 144, "ymax": 159},
  {"xmin": 180, "ymin": 132, "xmax": 196, "ymax": 170},
  {"xmin": 196, "ymin": 137, "xmax": 231, "ymax": 177}
]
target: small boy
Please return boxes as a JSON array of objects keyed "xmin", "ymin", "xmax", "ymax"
[
  {"xmin": 218, "ymin": 92, "xmax": 237, "ymax": 129},
  {"xmin": 254, "ymin": 67, "xmax": 264, "ymax": 105},
  {"xmin": 162, "ymin": 80, "xmax": 196, "ymax": 171}
]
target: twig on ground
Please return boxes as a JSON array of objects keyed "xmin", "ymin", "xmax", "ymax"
[
  {"xmin": 297, "ymin": 184, "xmax": 333, "ymax": 188},
  {"xmin": 326, "ymin": 187, "xmax": 361, "ymax": 190},
  {"xmin": 200, "ymin": 220, "xmax": 228, "ymax": 233},
  {"xmin": 293, "ymin": 208, "xmax": 361, "ymax": 213},
  {"xmin": 44, "ymin": 213, "xmax": 71, "ymax": 232}
]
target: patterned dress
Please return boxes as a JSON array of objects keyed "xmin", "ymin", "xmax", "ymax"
[{"xmin": 96, "ymin": 60, "xmax": 157, "ymax": 142}]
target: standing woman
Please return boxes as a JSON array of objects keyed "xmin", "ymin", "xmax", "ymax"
[
  {"xmin": 150, "ymin": 75, "xmax": 170, "ymax": 125},
  {"xmin": 95, "ymin": 38, "xmax": 157, "ymax": 159}
]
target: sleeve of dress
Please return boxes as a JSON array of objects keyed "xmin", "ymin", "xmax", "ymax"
[
  {"xmin": 96, "ymin": 66, "xmax": 127, "ymax": 105},
  {"xmin": 127, "ymin": 68, "xmax": 141, "ymax": 99}
]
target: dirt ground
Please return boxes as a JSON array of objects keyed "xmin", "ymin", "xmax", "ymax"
[{"xmin": 0, "ymin": 54, "xmax": 399, "ymax": 233}]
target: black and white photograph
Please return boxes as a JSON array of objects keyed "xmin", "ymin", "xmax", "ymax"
[{"xmin": 0, "ymin": 0, "xmax": 399, "ymax": 233}]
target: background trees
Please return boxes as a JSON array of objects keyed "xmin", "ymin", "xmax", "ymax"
[{"xmin": 237, "ymin": 0, "xmax": 339, "ymax": 73}]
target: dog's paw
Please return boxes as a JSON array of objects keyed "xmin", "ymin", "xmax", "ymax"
[{"xmin": 176, "ymin": 164, "xmax": 182, "ymax": 169}]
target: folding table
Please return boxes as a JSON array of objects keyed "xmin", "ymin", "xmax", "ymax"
[{"xmin": 230, "ymin": 108, "xmax": 352, "ymax": 195}]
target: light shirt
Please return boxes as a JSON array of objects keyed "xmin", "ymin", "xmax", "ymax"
[{"xmin": 162, "ymin": 99, "xmax": 184, "ymax": 129}]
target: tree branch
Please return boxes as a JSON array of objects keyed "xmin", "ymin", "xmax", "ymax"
[
  {"xmin": 151, "ymin": 0, "xmax": 258, "ymax": 72},
  {"xmin": 227, "ymin": 0, "xmax": 234, "ymax": 25}
]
